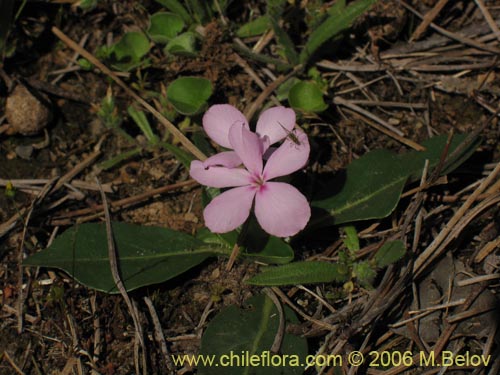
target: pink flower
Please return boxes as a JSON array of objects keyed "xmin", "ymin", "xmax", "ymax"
[{"xmin": 190, "ymin": 105, "xmax": 311, "ymax": 237}]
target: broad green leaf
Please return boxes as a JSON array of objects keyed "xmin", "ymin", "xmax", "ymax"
[
  {"xmin": 313, "ymin": 149, "xmax": 405, "ymax": 225},
  {"xmin": 167, "ymin": 77, "xmax": 212, "ymax": 115},
  {"xmin": 288, "ymin": 81, "xmax": 328, "ymax": 112},
  {"xmin": 247, "ymin": 261, "xmax": 349, "ymax": 286},
  {"xmin": 110, "ymin": 32, "xmax": 150, "ymax": 71},
  {"xmin": 236, "ymin": 15, "xmax": 271, "ymax": 38},
  {"xmin": 374, "ymin": 240, "xmax": 406, "ymax": 268},
  {"xmin": 300, "ymin": 0, "xmax": 375, "ymax": 63},
  {"xmin": 312, "ymin": 134, "xmax": 479, "ymax": 225},
  {"xmin": 23, "ymin": 222, "xmax": 227, "ymax": 293},
  {"xmin": 400, "ymin": 134, "xmax": 481, "ymax": 182},
  {"xmin": 198, "ymin": 294, "xmax": 308, "ymax": 375},
  {"xmin": 112, "ymin": 31, "xmax": 150, "ymax": 61},
  {"xmin": 165, "ymin": 32, "xmax": 197, "ymax": 56},
  {"xmin": 127, "ymin": 106, "xmax": 159, "ymax": 145},
  {"xmin": 196, "ymin": 226, "xmax": 294, "ymax": 265},
  {"xmin": 155, "ymin": 0, "xmax": 192, "ymax": 23},
  {"xmin": 242, "ymin": 234, "xmax": 294, "ymax": 265},
  {"xmin": 196, "ymin": 228, "xmax": 238, "ymax": 249},
  {"xmin": 148, "ymin": 12, "xmax": 184, "ymax": 43}
]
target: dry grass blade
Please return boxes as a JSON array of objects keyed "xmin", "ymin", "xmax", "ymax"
[
  {"xmin": 2, "ymin": 350, "xmax": 26, "ymax": 375},
  {"xmin": 336, "ymin": 99, "xmax": 426, "ymax": 151},
  {"xmin": 400, "ymin": 1, "xmax": 500, "ymax": 54},
  {"xmin": 243, "ymin": 64, "xmax": 301, "ymax": 120},
  {"xmin": 263, "ymin": 288, "xmax": 285, "ymax": 353},
  {"xmin": 474, "ymin": 0, "xmax": 500, "ymax": 42},
  {"xmin": 95, "ymin": 178, "xmax": 146, "ymax": 369},
  {"xmin": 51, "ymin": 179, "xmax": 197, "ymax": 224},
  {"xmin": 415, "ymin": 162, "xmax": 500, "ymax": 275},
  {"xmin": 144, "ymin": 296, "xmax": 174, "ymax": 372},
  {"xmin": 410, "ymin": 0, "xmax": 449, "ymax": 41}
]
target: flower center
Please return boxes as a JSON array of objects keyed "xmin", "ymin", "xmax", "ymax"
[{"xmin": 251, "ymin": 173, "xmax": 266, "ymax": 187}]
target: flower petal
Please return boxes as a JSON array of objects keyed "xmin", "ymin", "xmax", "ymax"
[
  {"xmin": 263, "ymin": 128, "xmax": 310, "ymax": 180},
  {"xmin": 204, "ymin": 186, "xmax": 256, "ymax": 233},
  {"xmin": 202, "ymin": 151, "xmax": 242, "ymax": 168},
  {"xmin": 254, "ymin": 182, "xmax": 311, "ymax": 237},
  {"xmin": 256, "ymin": 107, "xmax": 296, "ymax": 145},
  {"xmin": 190, "ymin": 160, "xmax": 251, "ymax": 188},
  {"xmin": 228, "ymin": 123, "xmax": 263, "ymax": 175},
  {"xmin": 203, "ymin": 104, "xmax": 249, "ymax": 148}
]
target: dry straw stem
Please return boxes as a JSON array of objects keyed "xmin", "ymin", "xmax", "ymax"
[
  {"xmin": 95, "ymin": 178, "xmax": 146, "ymax": 368},
  {"xmin": 399, "ymin": 1, "xmax": 500, "ymax": 54},
  {"xmin": 51, "ymin": 26, "xmax": 206, "ymax": 161},
  {"xmin": 263, "ymin": 288, "xmax": 285, "ymax": 353},
  {"xmin": 243, "ymin": 63, "xmax": 302, "ymax": 120},
  {"xmin": 414, "ymin": 161, "xmax": 500, "ymax": 275},
  {"xmin": 410, "ymin": 0, "xmax": 450, "ymax": 41},
  {"xmin": 337, "ymin": 101, "xmax": 426, "ymax": 151},
  {"xmin": 51, "ymin": 179, "xmax": 197, "ymax": 225},
  {"xmin": 474, "ymin": 0, "xmax": 500, "ymax": 43},
  {"xmin": 144, "ymin": 296, "xmax": 174, "ymax": 372}
]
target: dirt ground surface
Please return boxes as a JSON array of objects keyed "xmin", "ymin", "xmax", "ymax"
[{"xmin": 1, "ymin": 0, "xmax": 499, "ymax": 374}]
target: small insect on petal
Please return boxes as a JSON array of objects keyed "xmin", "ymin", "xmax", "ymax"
[{"xmin": 278, "ymin": 122, "xmax": 301, "ymax": 146}]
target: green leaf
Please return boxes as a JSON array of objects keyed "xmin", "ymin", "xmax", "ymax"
[
  {"xmin": 243, "ymin": 235, "xmax": 294, "ymax": 265},
  {"xmin": 300, "ymin": 0, "xmax": 375, "ymax": 63},
  {"xmin": 374, "ymin": 240, "xmax": 406, "ymax": 268},
  {"xmin": 127, "ymin": 106, "xmax": 159, "ymax": 145},
  {"xmin": 164, "ymin": 32, "xmax": 198, "ymax": 56},
  {"xmin": 112, "ymin": 31, "xmax": 150, "ymax": 61},
  {"xmin": 167, "ymin": 77, "xmax": 212, "ymax": 115},
  {"xmin": 198, "ymin": 294, "xmax": 308, "ymax": 375},
  {"xmin": 328, "ymin": 0, "xmax": 346, "ymax": 16},
  {"xmin": 159, "ymin": 141, "xmax": 194, "ymax": 168},
  {"xmin": 267, "ymin": 0, "xmax": 299, "ymax": 64},
  {"xmin": 236, "ymin": 15, "xmax": 271, "ymax": 38},
  {"xmin": 148, "ymin": 12, "xmax": 184, "ymax": 43},
  {"xmin": 196, "ymin": 227, "xmax": 294, "ymax": 265},
  {"xmin": 313, "ymin": 149, "xmax": 405, "ymax": 225},
  {"xmin": 185, "ymin": 0, "xmax": 212, "ymax": 24},
  {"xmin": 110, "ymin": 31, "xmax": 150, "ymax": 71},
  {"xmin": 192, "ymin": 131, "xmax": 215, "ymax": 157},
  {"xmin": 196, "ymin": 228, "xmax": 238, "ymax": 249},
  {"xmin": 247, "ymin": 261, "xmax": 349, "ymax": 286},
  {"xmin": 78, "ymin": 0, "xmax": 98, "ymax": 11},
  {"xmin": 276, "ymin": 77, "xmax": 301, "ymax": 102},
  {"xmin": 401, "ymin": 134, "xmax": 481, "ymax": 182},
  {"xmin": 23, "ymin": 222, "xmax": 227, "ymax": 293},
  {"xmin": 312, "ymin": 134, "xmax": 479, "ymax": 225},
  {"xmin": 352, "ymin": 260, "xmax": 376, "ymax": 287},
  {"xmin": 99, "ymin": 148, "xmax": 142, "ymax": 170},
  {"xmin": 0, "ymin": 0, "xmax": 15, "ymax": 58},
  {"xmin": 155, "ymin": 0, "xmax": 192, "ymax": 23},
  {"xmin": 343, "ymin": 225, "xmax": 359, "ymax": 252},
  {"xmin": 288, "ymin": 81, "xmax": 328, "ymax": 112}
]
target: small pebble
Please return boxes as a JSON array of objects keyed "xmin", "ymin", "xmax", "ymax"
[{"xmin": 5, "ymin": 84, "xmax": 52, "ymax": 136}]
